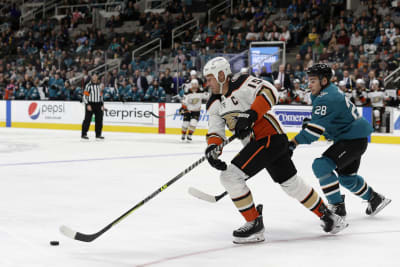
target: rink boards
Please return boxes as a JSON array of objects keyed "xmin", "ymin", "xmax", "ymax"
[{"xmin": 1, "ymin": 100, "xmax": 400, "ymax": 144}]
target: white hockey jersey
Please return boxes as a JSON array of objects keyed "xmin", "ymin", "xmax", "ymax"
[
  {"xmin": 206, "ymin": 74, "xmax": 283, "ymax": 145},
  {"xmin": 368, "ymin": 91, "xmax": 385, "ymax": 108},
  {"xmin": 352, "ymin": 90, "xmax": 368, "ymax": 106},
  {"xmin": 290, "ymin": 89, "xmax": 306, "ymax": 105},
  {"xmin": 182, "ymin": 92, "xmax": 209, "ymax": 111}
]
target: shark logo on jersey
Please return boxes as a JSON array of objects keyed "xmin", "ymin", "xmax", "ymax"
[{"xmin": 28, "ymin": 102, "xmax": 40, "ymax": 120}]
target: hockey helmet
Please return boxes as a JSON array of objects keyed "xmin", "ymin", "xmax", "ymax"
[
  {"xmin": 190, "ymin": 70, "xmax": 197, "ymax": 76},
  {"xmin": 203, "ymin": 57, "xmax": 232, "ymax": 93},
  {"xmin": 306, "ymin": 63, "xmax": 332, "ymax": 82},
  {"xmin": 356, "ymin": 78, "xmax": 365, "ymax": 85},
  {"xmin": 191, "ymin": 79, "xmax": 199, "ymax": 86},
  {"xmin": 339, "ymin": 80, "xmax": 346, "ymax": 87},
  {"xmin": 371, "ymin": 79, "xmax": 379, "ymax": 85}
]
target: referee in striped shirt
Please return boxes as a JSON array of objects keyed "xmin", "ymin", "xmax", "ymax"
[{"xmin": 81, "ymin": 74, "xmax": 104, "ymax": 140}]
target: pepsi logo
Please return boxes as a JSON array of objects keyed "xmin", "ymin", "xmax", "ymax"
[{"xmin": 28, "ymin": 102, "xmax": 40, "ymax": 120}]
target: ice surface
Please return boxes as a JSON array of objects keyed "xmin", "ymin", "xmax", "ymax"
[{"xmin": 0, "ymin": 128, "xmax": 399, "ymax": 267}]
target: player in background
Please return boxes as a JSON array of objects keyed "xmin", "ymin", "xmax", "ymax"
[
  {"xmin": 290, "ymin": 79, "xmax": 306, "ymax": 104},
  {"xmin": 203, "ymin": 57, "xmax": 347, "ymax": 244},
  {"xmin": 183, "ymin": 70, "xmax": 204, "ymax": 93},
  {"xmin": 274, "ymin": 80, "xmax": 291, "ymax": 104},
  {"xmin": 367, "ymin": 79, "xmax": 387, "ymax": 131},
  {"xmin": 289, "ymin": 64, "xmax": 391, "ymax": 220},
  {"xmin": 338, "ymin": 80, "xmax": 353, "ymax": 100},
  {"xmin": 180, "ymin": 79, "xmax": 209, "ymax": 141},
  {"xmin": 351, "ymin": 78, "xmax": 368, "ymax": 106}
]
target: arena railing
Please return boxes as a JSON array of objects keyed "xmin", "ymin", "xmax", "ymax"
[
  {"xmin": 19, "ymin": 0, "xmax": 59, "ymax": 25},
  {"xmin": 55, "ymin": 2, "xmax": 123, "ymax": 17},
  {"xmin": 132, "ymin": 38, "xmax": 162, "ymax": 75},
  {"xmin": 207, "ymin": 0, "xmax": 233, "ymax": 26},
  {"xmin": 88, "ymin": 58, "xmax": 121, "ymax": 79},
  {"xmin": 171, "ymin": 18, "xmax": 199, "ymax": 48},
  {"xmin": 384, "ymin": 66, "xmax": 400, "ymax": 88}
]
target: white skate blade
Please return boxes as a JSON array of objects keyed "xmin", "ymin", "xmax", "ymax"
[
  {"xmin": 233, "ymin": 231, "xmax": 265, "ymax": 244},
  {"xmin": 369, "ymin": 198, "xmax": 392, "ymax": 216},
  {"xmin": 329, "ymin": 217, "xmax": 349, "ymax": 234}
]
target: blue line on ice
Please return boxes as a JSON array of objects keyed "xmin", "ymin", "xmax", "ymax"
[{"xmin": 0, "ymin": 150, "xmax": 238, "ymax": 167}]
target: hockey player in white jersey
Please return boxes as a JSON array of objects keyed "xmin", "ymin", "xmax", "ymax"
[
  {"xmin": 202, "ymin": 57, "xmax": 347, "ymax": 244},
  {"xmin": 274, "ymin": 79, "xmax": 291, "ymax": 104},
  {"xmin": 339, "ymin": 80, "xmax": 353, "ymax": 100},
  {"xmin": 180, "ymin": 79, "xmax": 209, "ymax": 141},
  {"xmin": 290, "ymin": 79, "xmax": 306, "ymax": 104},
  {"xmin": 351, "ymin": 79, "xmax": 368, "ymax": 106},
  {"xmin": 368, "ymin": 79, "xmax": 387, "ymax": 131}
]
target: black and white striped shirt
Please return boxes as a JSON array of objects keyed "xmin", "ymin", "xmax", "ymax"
[{"xmin": 83, "ymin": 82, "xmax": 103, "ymax": 103}]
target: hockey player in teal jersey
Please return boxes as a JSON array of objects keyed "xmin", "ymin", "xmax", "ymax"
[{"xmin": 289, "ymin": 64, "xmax": 391, "ymax": 218}]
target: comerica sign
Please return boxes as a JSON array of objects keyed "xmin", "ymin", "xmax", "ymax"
[{"xmin": 274, "ymin": 110, "xmax": 312, "ymax": 126}]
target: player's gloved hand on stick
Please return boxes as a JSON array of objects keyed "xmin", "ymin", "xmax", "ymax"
[
  {"xmin": 302, "ymin": 117, "xmax": 311, "ymax": 130},
  {"xmin": 288, "ymin": 140, "xmax": 297, "ymax": 158},
  {"xmin": 234, "ymin": 109, "xmax": 258, "ymax": 139},
  {"xmin": 205, "ymin": 144, "xmax": 227, "ymax": 171},
  {"xmin": 179, "ymin": 107, "xmax": 187, "ymax": 114}
]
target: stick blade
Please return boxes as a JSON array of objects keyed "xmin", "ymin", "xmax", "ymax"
[
  {"xmin": 60, "ymin": 225, "xmax": 77, "ymax": 239},
  {"xmin": 188, "ymin": 187, "xmax": 217, "ymax": 203}
]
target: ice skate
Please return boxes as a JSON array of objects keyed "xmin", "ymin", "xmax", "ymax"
[
  {"xmin": 320, "ymin": 205, "xmax": 348, "ymax": 234},
  {"xmin": 329, "ymin": 195, "xmax": 347, "ymax": 219},
  {"xmin": 187, "ymin": 135, "xmax": 192, "ymax": 141},
  {"xmin": 181, "ymin": 134, "xmax": 186, "ymax": 141},
  {"xmin": 233, "ymin": 205, "xmax": 265, "ymax": 244},
  {"xmin": 366, "ymin": 190, "xmax": 391, "ymax": 216}
]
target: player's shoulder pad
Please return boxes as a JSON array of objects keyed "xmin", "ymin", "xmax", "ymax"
[
  {"xmin": 227, "ymin": 74, "xmax": 249, "ymax": 94},
  {"xmin": 206, "ymin": 94, "xmax": 222, "ymax": 111},
  {"xmin": 315, "ymin": 85, "xmax": 343, "ymax": 105}
]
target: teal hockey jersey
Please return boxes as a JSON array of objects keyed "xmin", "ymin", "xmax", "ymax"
[{"xmin": 294, "ymin": 83, "xmax": 373, "ymax": 144}]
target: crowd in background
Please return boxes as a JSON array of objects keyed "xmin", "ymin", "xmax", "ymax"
[{"xmin": 0, "ymin": 0, "xmax": 399, "ymax": 107}]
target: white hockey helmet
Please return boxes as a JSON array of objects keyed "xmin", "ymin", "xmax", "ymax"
[
  {"xmin": 274, "ymin": 79, "xmax": 281, "ymax": 85},
  {"xmin": 190, "ymin": 70, "xmax": 197, "ymax": 76},
  {"xmin": 293, "ymin": 78, "xmax": 300, "ymax": 84},
  {"xmin": 339, "ymin": 80, "xmax": 346, "ymax": 87},
  {"xmin": 372, "ymin": 79, "xmax": 379, "ymax": 85},
  {"xmin": 356, "ymin": 78, "xmax": 365, "ymax": 85},
  {"xmin": 203, "ymin": 57, "xmax": 231, "ymax": 93},
  {"xmin": 190, "ymin": 79, "xmax": 199, "ymax": 86}
]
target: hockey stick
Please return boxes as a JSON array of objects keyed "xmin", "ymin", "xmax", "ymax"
[
  {"xmin": 188, "ymin": 177, "xmax": 252, "ymax": 203},
  {"xmin": 149, "ymin": 111, "xmax": 179, "ymax": 119},
  {"xmin": 60, "ymin": 135, "xmax": 236, "ymax": 242}
]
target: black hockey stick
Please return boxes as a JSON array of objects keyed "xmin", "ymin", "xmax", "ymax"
[
  {"xmin": 60, "ymin": 135, "xmax": 236, "ymax": 242},
  {"xmin": 188, "ymin": 177, "xmax": 252, "ymax": 203},
  {"xmin": 149, "ymin": 111, "xmax": 179, "ymax": 119}
]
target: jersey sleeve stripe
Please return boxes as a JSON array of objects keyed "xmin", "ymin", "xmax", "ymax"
[
  {"xmin": 305, "ymin": 128, "xmax": 322, "ymax": 138},
  {"xmin": 306, "ymin": 123, "xmax": 325, "ymax": 134},
  {"xmin": 259, "ymin": 86, "xmax": 277, "ymax": 105},
  {"xmin": 206, "ymin": 133, "xmax": 223, "ymax": 145}
]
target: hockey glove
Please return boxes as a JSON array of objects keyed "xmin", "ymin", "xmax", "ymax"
[
  {"xmin": 288, "ymin": 141, "xmax": 297, "ymax": 158},
  {"xmin": 179, "ymin": 107, "xmax": 187, "ymax": 114},
  {"xmin": 205, "ymin": 144, "xmax": 227, "ymax": 171},
  {"xmin": 234, "ymin": 109, "xmax": 258, "ymax": 140},
  {"xmin": 302, "ymin": 117, "xmax": 311, "ymax": 130}
]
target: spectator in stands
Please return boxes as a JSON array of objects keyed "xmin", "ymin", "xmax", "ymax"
[
  {"xmin": 133, "ymin": 69, "xmax": 148, "ymax": 93},
  {"xmin": 144, "ymin": 79, "xmax": 166, "ymax": 102},
  {"xmin": 273, "ymin": 64, "xmax": 292, "ymax": 90},
  {"xmin": 160, "ymin": 68, "xmax": 175, "ymax": 102}
]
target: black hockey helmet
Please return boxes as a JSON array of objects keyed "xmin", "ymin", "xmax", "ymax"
[{"xmin": 306, "ymin": 63, "xmax": 332, "ymax": 82}]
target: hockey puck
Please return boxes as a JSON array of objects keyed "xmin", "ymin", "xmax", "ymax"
[{"xmin": 50, "ymin": 241, "xmax": 59, "ymax": 246}]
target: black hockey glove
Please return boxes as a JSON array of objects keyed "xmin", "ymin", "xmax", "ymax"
[
  {"xmin": 302, "ymin": 117, "xmax": 311, "ymax": 130},
  {"xmin": 288, "ymin": 141, "xmax": 297, "ymax": 158},
  {"xmin": 205, "ymin": 144, "xmax": 227, "ymax": 171},
  {"xmin": 234, "ymin": 109, "xmax": 258, "ymax": 140},
  {"xmin": 179, "ymin": 107, "xmax": 187, "ymax": 114}
]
